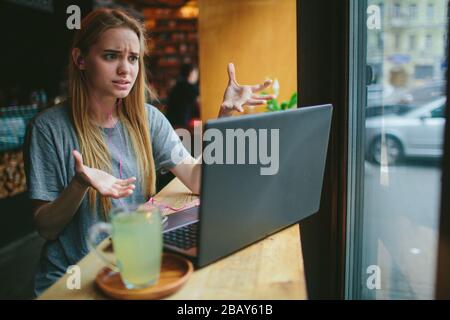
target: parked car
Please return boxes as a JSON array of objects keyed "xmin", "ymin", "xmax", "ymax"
[
  {"xmin": 367, "ymin": 84, "xmax": 413, "ymax": 107},
  {"xmin": 365, "ymin": 97, "xmax": 446, "ymax": 165},
  {"xmin": 366, "ymin": 104, "xmax": 415, "ymax": 118}
]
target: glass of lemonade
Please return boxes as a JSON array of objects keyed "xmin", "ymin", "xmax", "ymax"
[{"xmin": 88, "ymin": 203, "xmax": 163, "ymax": 290}]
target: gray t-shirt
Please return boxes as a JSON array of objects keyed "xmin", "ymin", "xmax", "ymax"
[{"xmin": 26, "ymin": 103, "xmax": 190, "ymax": 296}]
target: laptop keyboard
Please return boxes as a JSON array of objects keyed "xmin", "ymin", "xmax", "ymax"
[{"xmin": 163, "ymin": 222, "xmax": 198, "ymax": 250}]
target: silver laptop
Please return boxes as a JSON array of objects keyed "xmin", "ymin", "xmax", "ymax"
[{"xmin": 163, "ymin": 104, "xmax": 333, "ymax": 267}]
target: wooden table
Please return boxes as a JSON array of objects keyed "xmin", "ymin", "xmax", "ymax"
[{"xmin": 38, "ymin": 179, "xmax": 307, "ymax": 300}]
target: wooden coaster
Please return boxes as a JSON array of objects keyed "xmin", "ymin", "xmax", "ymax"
[{"xmin": 95, "ymin": 253, "xmax": 193, "ymax": 300}]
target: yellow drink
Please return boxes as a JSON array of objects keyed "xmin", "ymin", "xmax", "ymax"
[{"xmin": 111, "ymin": 211, "xmax": 162, "ymax": 289}]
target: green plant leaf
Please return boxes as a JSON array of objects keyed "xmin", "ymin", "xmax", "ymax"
[
  {"xmin": 288, "ymin": 92, "xmax": 297, "ymax": 109},
  {"xmin": 266, "ymin": 99, "xmax": 276, "ymax": 111},
  {"xmin": 271, "ymin": 99, "xmax": 280, "ymax": 111},
  {"xmin": 266, "ymin": 92, "xmax": 298, "ymax": 112}
]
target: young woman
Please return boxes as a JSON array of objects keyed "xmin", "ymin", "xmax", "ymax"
[{"xmin": 26, "ymin": 8, "xmax": 274, "ymax": 296}]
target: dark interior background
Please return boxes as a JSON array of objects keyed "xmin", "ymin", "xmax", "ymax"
[
  {"xmin": 0, "ymin": 0, "xmax": 93, "ymax": 106},
  {"xmin": 0, "ymin": 0, "xmax": 93, "ymax": 249}
]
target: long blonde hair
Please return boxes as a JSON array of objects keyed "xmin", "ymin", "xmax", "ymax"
[{"xmin": 68, "ymin": 8, "xmax": 157, "ymax": 218}]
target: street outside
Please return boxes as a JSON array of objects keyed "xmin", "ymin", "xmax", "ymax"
[{"xmin": 362, "ymin": 157, "xmax": 442, "ymax": 299}]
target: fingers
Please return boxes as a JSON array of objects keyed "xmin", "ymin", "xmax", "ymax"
[
  {"xmin": 244, "ymin": 99, "xmax": 267, "ymax": 106},
  {"xmin": 221, "ymin": 101, "xmax": 244, "ymax": 113},
  {"xmin": 105, "ymin": 177, "xmax": 136, "ymax": 199},
  {"xmin": 110, "ymin": 184, "xmax": 135, "ymax": 199},
  {"xmin": 227, "ymin": 63, "xmax": 238, "ymax": 85},
  {"xmin": 111, "ymin": 189, "xmax": 134, "ymax": 199},
  {"xmin": 251, "ymin": 79, "xmax": 273, "ymax": 93},
  {"xmin": 117, "ymin": 179, "xmax": 135, "ymax": 196},
  {"xmin": 113, "ymin": 183, "xmax": 136, "ymax": 192},
  {"xmin": 117, "ymin": 177, "xmax": 137, "ymax": 186},
  {"xmin": 234, "ymin": 103, "xmax": 244, "ymax": 113},
  {"xmin": 251, "ymin": 93, "xmax": 277, "ymax": 100},
  {"xmin": 72, "ymin": 150, "xmax": 84, "ymax": 172}
]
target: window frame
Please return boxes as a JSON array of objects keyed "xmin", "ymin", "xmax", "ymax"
[
  {"xmin": 297, "ymin": 0, "xmax": 349, "ymax": 299},
  {"xmin": 436, "ymin": 1, "xmax": 450, "ymax": 298},
  {"xmin": 345, "ymin": 0, "xmax": 369, "ymax": 300}
]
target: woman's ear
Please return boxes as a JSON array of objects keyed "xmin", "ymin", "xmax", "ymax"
[{"xmin": 72, "ymin": 48, "xmax": 85, "ymax": 70}]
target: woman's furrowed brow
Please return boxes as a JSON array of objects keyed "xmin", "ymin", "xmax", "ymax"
[{"xmin": 103, "ymin": 49, "xmax": 139, "ymax": 55}]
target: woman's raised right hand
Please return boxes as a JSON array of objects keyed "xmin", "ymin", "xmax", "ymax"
[{"xmin": 72, "ymin": 150, "xmax": 136, "ymax": 199}]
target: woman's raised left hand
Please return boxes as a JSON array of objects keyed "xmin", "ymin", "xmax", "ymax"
[{"xmin": 218, "ymin": 63, "xmax": 277, "ymax": 118}]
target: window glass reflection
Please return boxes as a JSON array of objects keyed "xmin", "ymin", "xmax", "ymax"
[{"xmin": 363, "ymin": 0, "xmax": 448, "ymax": 299}]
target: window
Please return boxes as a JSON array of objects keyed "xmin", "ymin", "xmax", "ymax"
[
  {"xmin": 426, "ymin": 34, "xmax": 433, "ymax": 49},
  {"xmin": 378, "ymin": 33, "xmax": 384, "ymax": 49},
  {"xmin": 431, "ymin": 105, "xmax": 446, "ymax": 118},
  {"xmin": 415, "ymin": 65, "xmax": 435, "ymax": 79},
  {"xmin": 409, "ymin": 34, "xmax": 416, "ymax": 50},
  {"xmin": 379, "ymin": 3, "xmax": 385, "ymax": 21},
  {"xmin": 394, "ymin": 33, "xmax": 401, "ymax": 50},
  {"xmin": 347, "ymin": 0, "xmax": 448, "ymax": 300},
  {"xmin": 427, "ymin": 3, "xmax": 434, "ymax": 20},
  {"xmin": 409, "ymin": 3, "xmax": 417, "ymax": 19},
  {"xmin": 392, "ymin": 3, "xmax": 401, "ymax": 18}
]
